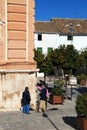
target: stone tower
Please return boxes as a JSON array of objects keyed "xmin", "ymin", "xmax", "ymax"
[{"xmin": 0, "ymin": 0, "xmax": 38, "ymax": 110}]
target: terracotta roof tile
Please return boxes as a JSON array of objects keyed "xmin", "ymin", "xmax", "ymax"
[
  {"xmin": 35, "ymin": 18, "xmax": 87, "ymax": 35},
  {"xmin": 35, "ymin": 21, "xmax": 56, "ymax": 33}
]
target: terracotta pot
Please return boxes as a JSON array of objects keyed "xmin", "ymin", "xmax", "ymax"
[
  {"xmin": 77, "ymin": 116, "xmax": 87, "ymax": 130},
  {"xmin": 49, "ymin": 95, "xmax": 63, "ymax": 105},
  {"xmin": 80, "ymin": 80, "xmax": 87, "ymax": 85}
]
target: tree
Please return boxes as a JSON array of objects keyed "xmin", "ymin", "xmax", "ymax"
[
  {"xmin": 78, "ymin": 48, "xmax": 87, "ymax": 68},
  {"xmin": 75, "ymin": 48, "xmax": 87, "ymax": 75},
  {"xmin": 49, "ymin": 44, "xmax": 79, "ymax": 75},
  {"xmin": 34, "ymin": 45, "xmax": 87, "ymax": 76},
  {"xmin": 63, "ymin": 45, "xmax": 79, "ymax": 74},
  {"xmin": 49, "ymin": 45, "xmax": 66, "ymax": 73},
  {"xmin": 34, "ymin": 49, "xmax": 53, "ymax": 83},
  {"xmin": 34, "ymin": 49, "xmax": 44, "ymax": 70}
]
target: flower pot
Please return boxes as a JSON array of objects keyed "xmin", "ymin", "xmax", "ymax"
[
  {"xmin": 80, "ymin": 80, "xmax": 87, "ymax": 85},
  {"xmin": 49, "ymin": 94, "xmax": 63, "ymax": 105},
  {"xmin": 77, "ymin": 116, "xmax": 87, "ymax": 130}
]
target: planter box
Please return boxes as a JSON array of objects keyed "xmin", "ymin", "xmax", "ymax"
[
  {"xmin": 49, "ymin": 95, "xmax": 63, "ymax": 105},
  {"xmin": 80, "ymin": 80, "xmax": 87, "ymax": 85},
  {"xmin": 77, "ymin": 116, "xmax": 87, "ymax": 130}
]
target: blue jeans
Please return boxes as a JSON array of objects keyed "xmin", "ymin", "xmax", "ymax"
[{"xmin": 23, "ymin": 104, "xmax": 30, "ymax": 114}]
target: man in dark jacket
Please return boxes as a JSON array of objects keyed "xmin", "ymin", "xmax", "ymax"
[
  {"xmin": 22, "ymin": 87, "xmax": 31, "ymax": 114},
  {"xmin": 39, "ymin": 85, "xmax": 47, "ymax": 113}
]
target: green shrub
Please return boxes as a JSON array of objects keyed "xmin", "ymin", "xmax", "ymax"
[
  {"xmin": 75, "ymin": 93, "xmax": 87, "ymax": 118},
  {"xmin": 77, "ymin": 74, "xmax": 87, "ymax": 84},
  {"xmin": 54, "ymin": 79, "xmax": 64, "ymax": 87},
  {"xmin": 51, "ymin": 87, "xmax": 64, "ymax": 97}
]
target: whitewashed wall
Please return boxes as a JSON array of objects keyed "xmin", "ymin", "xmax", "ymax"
[
  {"xmin": 35, "ymin": 33, "xmax": 87, "ymax": 54},
  {"xmin": 35, "ymin": 33, "xmax": 58, "ymax": 54},
  {"xmin": 58, "ymin": 35, "xmax": 87, "ymax": 50}
]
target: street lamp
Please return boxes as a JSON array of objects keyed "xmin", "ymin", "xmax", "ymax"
[
  {"xmin": 65, "ymin": 23, "xmax": 74, "ymax": 44},
  {"xmin": 69, "ymin": 27, "xmax": 74, "ymax": 44},
  {"xmin": 65, "ymin": 23, "xmax": 80, "ymax": 45}
]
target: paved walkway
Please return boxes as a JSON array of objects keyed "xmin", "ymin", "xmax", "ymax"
[{"xmin": 0, "ymin": 97, "xmax": 77, "ymax": 130}]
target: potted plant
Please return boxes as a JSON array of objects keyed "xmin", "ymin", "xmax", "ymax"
[
  {"xmin": 75, "ymin": 93, "xmax": 87, "ymax": 130},
  {"xmin": 49, "ymin": 79, "xmax": 64, "ymax": 104},
  {"xmin": 54, "ymin": 79, "xmax": 65, "ymax": 88},
  {"xmin": 77, "ymin": 74, "xmax": 87, "ymax": 85}
]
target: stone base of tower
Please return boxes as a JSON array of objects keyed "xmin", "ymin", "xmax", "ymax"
[{"xmin": 0, "ymin": 68, "xmax": 38, "ymax": 111}]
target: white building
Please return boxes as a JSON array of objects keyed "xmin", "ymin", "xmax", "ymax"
[{"xmin": 35, "ymin": 18, "xmax": 87, "ymax": 54}]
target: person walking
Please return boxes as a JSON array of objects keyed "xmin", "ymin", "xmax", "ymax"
[
  {"xmin": 22, "ymin": 87, "xmax": 31, "ymax": 114},
  {"xmin": 36, "ymin": 83, "xmax": 42, "ymax": 112},
  {"xmin": 39, "ymin": 84, "xmax": 47, "ymax": 116}
]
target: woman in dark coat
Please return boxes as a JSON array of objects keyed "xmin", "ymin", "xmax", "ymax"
[{"xmin": 22, "ymin": 87, "xmax": 31, "ymax": 114}]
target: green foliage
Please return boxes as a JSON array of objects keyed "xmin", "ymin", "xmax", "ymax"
[
  {"xmin": 54, "ymin": 79, "xmax": 65, "ymax": 87},
  {"xmin": 50, "ymin": 45, "xmax": 67, "ymax": 69},
  {"xmin": 77, "ymin": 52, "xmax": 86, "ymax": 69},
  {"xmin": 79, "ymin": 48, "xmax": 87, "ymax": 68},
  {"xmin": 34, "ymin": 49, "xmax": 44, "ymax": 68},
  {"xmin": 66, "ymin": 69, "xmax": 73, "ymax": 75},
  {"xmin": 34, "ymin": 45, "xmax": 87, "ymax": 76},
  {"xmin": 77, "ymin": 74, "xmax": 87, "ymax": 84},
  {"xmin": 40, "ymin": 57, "xmax": 53, "ymax": 74},
  {"xmin": 48, "ymin": 44, "xmax": 79, "ymax": 74},
  {"xmin": 51, "ymin": 87, "xmax": 63, "ymax": 96},
  {"xmin": 75, "ymin": 93, "xmax": 87, "ymax": 118},
  {"xmin": 34, "ymin": 49, "xmax": 53, "ymax": 74},
  {"xmin": 53, "ymin": 79, "xmax": 65, "ymax": 98},
  {"xmin": 63, "ymin": 45, "xmax": 78, "ymax": 70}
]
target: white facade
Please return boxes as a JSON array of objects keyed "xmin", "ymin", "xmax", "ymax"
[
  {"xmin": 35, "ymin": 33, "xmax": 57, "ymax": 54},
  {"xmin": 35, "ymin": 33, "xmax": 87, "ymax": 55}
]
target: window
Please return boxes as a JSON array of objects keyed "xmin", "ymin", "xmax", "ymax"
[
  {"xmin": 67, "ymin": 35, "xmax": 73, "ymax": 40},
  {"xmin": 37, "ymin": 47, "xmax": 42, "ymax": 53},
  {"xmin": 47, "ymin": 48, "xmax": 53, "ymax": 54},
  {"xmin": 38, "ymin": 34, "xmax": 42, "ymax": 41}
]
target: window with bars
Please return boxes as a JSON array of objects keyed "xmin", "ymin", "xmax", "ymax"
[
  {"xmin": 38, "ymin": 34, "xmax": 42, "ymax": 41},
  {"xmin": 67, "ymin": 35, "xmax": 73, "ymax": 40}
]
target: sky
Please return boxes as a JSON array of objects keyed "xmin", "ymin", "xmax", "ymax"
[{"xmin": 35, "ymin": 0, "xmax": 87, "ymax": 21}]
